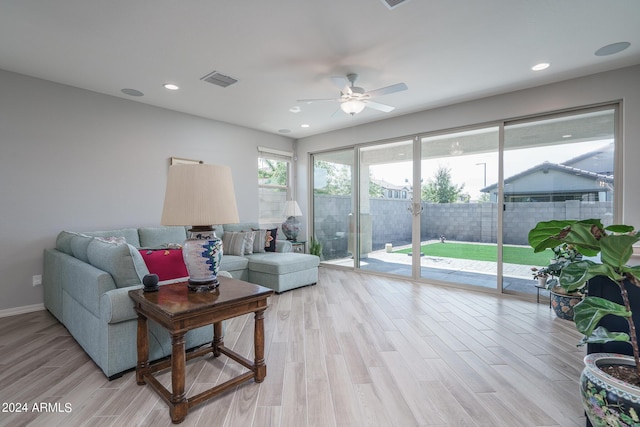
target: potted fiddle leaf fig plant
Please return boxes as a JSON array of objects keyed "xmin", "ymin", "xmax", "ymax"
[{"xmin": 528, "ymin": 219, "xmax": 640, "ymax": 426}]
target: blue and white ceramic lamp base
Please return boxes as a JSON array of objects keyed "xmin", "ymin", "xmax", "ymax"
[{"xmin": 183, "ymin": 227, "xmax": 223, "ymax": 292}]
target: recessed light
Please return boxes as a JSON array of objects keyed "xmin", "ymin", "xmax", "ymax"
[
  {"xmin": 121, "ymin": 88, "xmax": 144, "ymax": 97},
  {"xmin": 289, "ymin": 106, "xmax": 301, "ymax": 113},
  {"xmin": 301, "ymin": 124, "xmax": 310, "ymax": 128},
  {"xmin": 531, "ymin": 63, "xmax": 550, "ymax": 71},
  {"xmin": 595, "ymin": 42, "xmax": 631, "ymax": 57},
  {"xmin": 562, "ymin": 134, "xmax": 572, "ymax": 138},
  {"xmin": 163, "ymin": 83, "xmax": 180, "ymax": 90},
  {"xmin": 278, "ymin": 129, "xmax": 291, "ymax": 134}
]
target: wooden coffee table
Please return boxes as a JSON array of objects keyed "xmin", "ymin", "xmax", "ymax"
[{"xmin": 129, "ymin": 277, "xmax": 274, "ymax": 424}]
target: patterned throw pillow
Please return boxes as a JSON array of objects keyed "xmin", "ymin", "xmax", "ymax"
[
  {"xmin": 222, "ymin": 231, "xmax": 255, "ymax": 256},
  {"xmin": 243, "ymin": 231, "xmax": 256, "ymax": 254},
  {"xmin": 264, "ymin": 228, "xmax": 277, "ymax": 252},
  {"xmin": 251, "ymin": 228, "xmax": 268, "ymax": 253}
]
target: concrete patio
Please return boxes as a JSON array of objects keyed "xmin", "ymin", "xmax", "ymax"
[{"xmin": 324, "ymin": 240, "xmax": 546, "ymax": 297}]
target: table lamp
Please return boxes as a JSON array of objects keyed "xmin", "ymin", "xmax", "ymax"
[
  {"xmin": 161, "ymin": 164, "xmax": 239, "ymax": 292},
  {"xmin": 281, "ymin": 200, "xmax": 302, "ymax": 241}
]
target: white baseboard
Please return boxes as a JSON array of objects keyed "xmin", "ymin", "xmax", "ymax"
[{"xmin": 0, "ymin": 303, "xmax": 45, "ymax": 318}]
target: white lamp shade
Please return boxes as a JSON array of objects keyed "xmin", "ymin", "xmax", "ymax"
[
  {"xmin": 282, "ymin": 200, "xmax": 302, "ymax": 217},
  {"xmin": 340, "ymin": 99, "xmax": 366, "ymax": 115},
  {"xmin": 161, "ymin": 164, "xmax": 240, "ymax": 226}
]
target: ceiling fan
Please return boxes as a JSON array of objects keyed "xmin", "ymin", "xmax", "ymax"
[{"xmin": 298, "ymin": 73, "xmax": 408, "ymax": 116}]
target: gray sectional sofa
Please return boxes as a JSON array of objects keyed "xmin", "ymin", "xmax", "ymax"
[{"xmin": 42, "ymin": 223, "xmax": 319, "ymax": 378}]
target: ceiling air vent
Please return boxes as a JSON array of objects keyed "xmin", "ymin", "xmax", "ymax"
[
  {"xmin": 380, "ymin": 0, "xmax": 410, "ymax": 9},
  {"xmin": 200, "ymin": 71, "xmax": 238, "ymax": 88}
]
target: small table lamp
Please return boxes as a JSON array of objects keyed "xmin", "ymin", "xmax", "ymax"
[
  {"xmin": 161, "ymin": 164, "xmax": 239, "ymax": 292},
  {"xmin": 281, "ymin": 200, "xmax": 302, "ymax": 241}
]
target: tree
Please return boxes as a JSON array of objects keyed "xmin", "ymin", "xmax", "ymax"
[
  {"xmin": 313, "ymin": 160, "xmax": 351, "ymax": 195},
  {"xmin": 368, "ymin": 180, "xmax": 384, "ymax": 198},
  {"xmin": 478, "ymin": 192, "xmax": 490, "ymax": 203},
  {"xmin": 313, "ymin": 161, "xmax": 402, "ymax": 198},
  {"xmin": 422, "ymin": 166, "xmax": 465, "ymax": 203},
  {"xmin": 258, "ymin": 158, "xmax": 288, "ymax": 186}
]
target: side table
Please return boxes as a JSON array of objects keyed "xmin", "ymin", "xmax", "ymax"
[
  {"xmin": 290, "ymin": 240, "xmax": 306, "ymax": 253},
  {"xmin": 129, "ymin": 277, "xmax": 274, "ymax": 424}
]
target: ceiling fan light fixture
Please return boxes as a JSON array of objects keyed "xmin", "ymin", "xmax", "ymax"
[{"xmin": 340, "ymin": 99, "xmax": 366, "ymax": 115}]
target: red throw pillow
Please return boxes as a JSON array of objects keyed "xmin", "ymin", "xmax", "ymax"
[{"xmin": 139, "ymin": 249, "xmax": 188, "ymax": 281}]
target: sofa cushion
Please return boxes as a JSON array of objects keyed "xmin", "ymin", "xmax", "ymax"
[
  {"xmin": 84, "ymin": 228, "xmax": 141, "ymax": 248},
  {"xmin": 139, "ymin": 249, "xmax": 188, "ymax": 281},
  {"xmin": 56, "ymin": 230, "xmax": 80, "ymax": 255},
  {"xmin": 86, "ymin": 239, "xmax": 149, "ymax": 288},
  {"xmin": 138, "ymin": 226, "xmax": 187, "ymax": 248},
  {"xmin": 70, "ymin": 234, "xmax": 94, "ymax": 262},
  {"xmin": 223, "ymin": 231, "xmax": 254, "ymax": 256},
  {"xmin": 246, "ymin": 253, "xmax": 320, "ymax": 275},
  {"xmin": 219, "ymin": 254, "xmax": 249, "ymax": 272}
]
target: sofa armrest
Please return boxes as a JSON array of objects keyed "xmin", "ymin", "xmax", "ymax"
[
  {"xmin": 47, "ymin": 249, "xmax": 119, "ymax": 318},
  {"xmin": 100, "ymin": 285, "xmax": 143, "ymax": 324},
  {"xmin": 277, "ymin": 240, "xmax": 292, "ymax": 253}
]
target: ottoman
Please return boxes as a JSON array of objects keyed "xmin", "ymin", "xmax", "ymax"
[{"xmin": 245, "ymin": 252, "xmax": 320, "ymax": 293}]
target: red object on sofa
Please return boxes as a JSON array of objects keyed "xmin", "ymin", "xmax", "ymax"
[{"xmin": 139, "ymin": 249, "xmax": 188, "ymax": 281}]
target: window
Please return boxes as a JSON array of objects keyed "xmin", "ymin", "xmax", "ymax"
[{"xmin": 258, "ymin": 147, "xmax": 293, "ymax": 224}]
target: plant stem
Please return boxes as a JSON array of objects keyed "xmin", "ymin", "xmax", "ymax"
[{"xmin": 619, "ymin": 279, "xmax": 640, "ymax": 376}]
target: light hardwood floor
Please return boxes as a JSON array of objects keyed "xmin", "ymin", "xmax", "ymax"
[{"xmin": 0, "ymin": 268, "xmax": 586, "ymax": 427}]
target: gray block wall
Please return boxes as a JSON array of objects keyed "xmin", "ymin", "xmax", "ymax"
[{"xmin": 312, "ymin": 195, "xmax": 612, "ymax": 257}]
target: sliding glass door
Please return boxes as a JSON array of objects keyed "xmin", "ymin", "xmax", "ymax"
[
  {"xmin": 312, "ymin": 149, "xmax": 355, "ymax": 267},
  {"xmin": 502, "ymin": 107, "xmax": 616, "ymax": 293},
  {"xmin": 311, "ymin": 104, "xmax": 618, "ymax": 296},
  {"xmin": 420, "ymin": 126, "xmax": 500, "ymax": 290},
  {"xmin": 357, "ymin": 139, "xmax": 414, "ymax": 277}
]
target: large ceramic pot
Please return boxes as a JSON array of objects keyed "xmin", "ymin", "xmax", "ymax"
[
  {"xmin": 581, "ymin": 353, "xmax": 640, "ymax": 426},
  {"xmin": 549, "ymin": 287, "xmax": 583, "ymax": 320}
]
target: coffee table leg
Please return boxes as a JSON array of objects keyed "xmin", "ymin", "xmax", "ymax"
[
  {"xmin": 136, "ymin": 312, "xmax": 149, "ymax": 385},
  {"xmin": 254, "ymin": 309, "xmax": 267, "ymax": 382},
  {"xmin": 213, "ymin": 321, "xmax": 223, "ymax": 357},
  {"xmin": 170, "ymin": 332, "xmax": 187, "ymax": 424}
]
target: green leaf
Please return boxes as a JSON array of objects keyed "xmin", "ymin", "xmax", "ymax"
[
  {"xmin": 528, "ymin": 220, "xmax": 575, "ymax": 252},
  {"xmin": 622, "ymin": 265, "xmax": 640, "ymax": 280},
  {"xmin": 578, "ymin": 326, "xmax": 631, "ymax": 346},
  {"xmin": 558, "ymin": 260, "xmax": 621, "ymax": 291},
  {"xmin": 561, "ymin": 223, "xmax": 601, "ymax": 256},
  {"xmin": 605, "ymin": 224, "xmax": 635, "ymax": 233},
  {"xmin": 527, "ymin": 220, "xmax": 604, "ymax": 257},
  {"xmin": 573, "ymin": 297, "xmax": 631, "ymax": 336},
  {"xmin": 600, "ymin": 233, "xmax": 640, "ymax": 268},
  {"xmin": 559, "ymin": 261, "xmax": 592, "ymax": 290}
]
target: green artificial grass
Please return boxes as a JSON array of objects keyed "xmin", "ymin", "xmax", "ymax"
[{"xmin": 394, "ymin": 242, "xmax": 552, "ymax": 266}]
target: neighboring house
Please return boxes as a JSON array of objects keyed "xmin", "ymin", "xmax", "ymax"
[
  {"xmin": 481, "ymin": 143, "xmax": 614, "ymax": 202},
  {"xmin": 371, "ymin": 178, "xmax": 412, "ymax": 199}
]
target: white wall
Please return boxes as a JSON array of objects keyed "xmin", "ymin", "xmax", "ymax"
[
  {"xmin": 295, "ymin": 65, "xmax": 640, "ymax": 240},
  {"xmin": 0, "ymin": 69, "xmax": 293, "ymax": 312}
]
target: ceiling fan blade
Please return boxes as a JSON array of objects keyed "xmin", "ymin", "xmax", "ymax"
[
  {"xmin": 330, "ymin": 76, "xmax": 350, "ymax": 93},
  {"xmin": 365, "ymin": 82, "xmax": 408, "ymax": 98},
  {"xmin": 364, "ymin": 101, "xmax": 395, "ymax": 112},
  {"xmin": 330, "ymin": 107, "xmax": 343, "ymax": 118},
  {"xmin": 297, "ymin": 97, "xmax": 339, "ymax": 103}
]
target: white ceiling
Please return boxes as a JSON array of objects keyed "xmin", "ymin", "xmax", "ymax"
[{"xmin": 1, "ymin": 0, "xmax": 639, "ymax": 139}]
